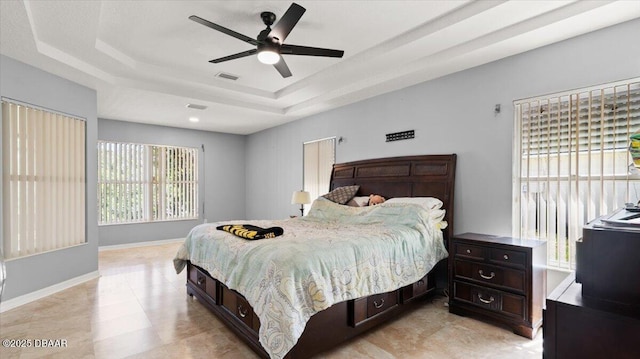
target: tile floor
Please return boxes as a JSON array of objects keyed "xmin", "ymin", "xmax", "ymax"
[{"xmin": 0, "ymin": 242, "xmax": 543, "ymax": 358}]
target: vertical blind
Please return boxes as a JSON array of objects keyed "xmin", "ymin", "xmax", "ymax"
[
  {"xmin": 152, "ymin": 146, "xmax": 198, "ymax": 221},
  {"xmin": 513, "ymin": 79, "xmax": 640, "ymax": 269},
  {"xmin": 2, "ymin": 100, "xmax": 86, "ymax": 259},
  {"xmin": 303, "ymin": 137, "xmax": 335, "ymax": 214},
  {"xmin": 97, "ymin": 141, "xmax": 198, "ymax": 224},
  {"xmin": 97, "ymin": 142, "xmax": 147, "ymax": 224}
]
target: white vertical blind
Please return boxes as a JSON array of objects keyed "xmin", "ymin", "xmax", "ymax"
[
  {"xmin": 303, "ymin": 137, "xmax": 336, "ymax": 214},
  {"xmin": 513, "ymin": 79, "xmax": 640, "ymax": 269},
  {"xmin": 2, "ymin": 100, "xmax": 86, "ymax": 259}
]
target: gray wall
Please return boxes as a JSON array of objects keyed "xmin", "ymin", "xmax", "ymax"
[
  {"xmin": 0, "ymin": 55, "xmax": 99, "ymax": 301},
  {"xmin": 2, "ymin": 19, "xmax": 638, "ymax": 301},
  {"xmin": 98, "ymin": 119, "xmax": 246, "ymax": 246},
  {"xmin": 245, "ymin": 19, "xmax": 640, "ymax": 237}
]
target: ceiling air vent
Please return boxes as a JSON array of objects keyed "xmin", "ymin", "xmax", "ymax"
[
  {"xmin": 216, "ymin": 72, "xmax": 239, "ymax": 81},
  {"xmin": 186, "ymin": 103, "xmax": 207, "ymax": 110}
]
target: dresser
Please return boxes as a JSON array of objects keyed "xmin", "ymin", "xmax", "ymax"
[
  {"xmin": 577, "ymin": 217, "xmax": 640, "ymax": 311},
  {"xmin": 448, "ymin": 233, "xmax": 547, "ymax": 338},
  {"xmin": 544, "ymin": 273, "xmax": 640, "ymax": 359},
  {"xmin": 544, "ymin": 217, "xmax": 640, "ymax": 358}
]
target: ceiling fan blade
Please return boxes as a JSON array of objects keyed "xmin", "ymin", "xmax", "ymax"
[
  {"xmin": 281, "ymin": 44, "xmax": 344, "ymax": 58},
  {"xmin": 209, "ymin": 49, "xmax": 257, "ymax": 63},
  {"xmin": 189, "ymin": 15, "xmax": 258, "ymax": 46},
  {"xmin": 269, "ymin": 3, "xmax": 305, "ymax": 43},
  {"xmin": 273, "ymin": 58, "xmax": 292, "ymax": 78}
]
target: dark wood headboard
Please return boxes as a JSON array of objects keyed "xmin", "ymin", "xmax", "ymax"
[{"xmin": 330, "ymin": 154, "xmax": 457, "ymax": 240}]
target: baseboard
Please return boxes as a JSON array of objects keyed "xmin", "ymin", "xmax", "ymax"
[
  {"xmin": 98, "ymin": 237, "xmax": 185, "ymax": 251},
  {"xmin": 0, "ymin": 270, "xmax": 100, "ymax": 313}
]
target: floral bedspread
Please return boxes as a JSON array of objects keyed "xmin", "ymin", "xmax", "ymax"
[{"xmin": 174, "ymin": 197, "xmax": 448, "ymax": 359}]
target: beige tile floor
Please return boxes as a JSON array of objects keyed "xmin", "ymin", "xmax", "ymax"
[{"xmin": 0, "ymin": 242, "xmax": 543, "ymax": 358}]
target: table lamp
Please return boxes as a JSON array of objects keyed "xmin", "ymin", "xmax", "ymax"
[{"xmin": 291, "ymin": 190, "xmax": 311, "ymax": 216}]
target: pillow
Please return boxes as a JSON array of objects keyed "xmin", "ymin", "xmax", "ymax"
[
  {"xmin": 321, "ymin": 185, "xmax": 360, "ymax": 205},
  {"xmin": 346, "ymin": 196, "xmax": 370, "ymax": 207},
  {"xmin": 385, "ymin": 197, "xmax": 443, "ymax": 211}
]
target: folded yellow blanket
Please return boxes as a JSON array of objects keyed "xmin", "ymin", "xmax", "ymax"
[{"xmin": 216, "ymin": 224, "xmax": 284, "ymax": 240}]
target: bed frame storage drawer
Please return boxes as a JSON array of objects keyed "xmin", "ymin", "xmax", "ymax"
[
  {"xmin": 188, "ymin": 264, "xmax": 218, "ymax": 302},
  {"xmin": 401, "ymin": 272, "xmax": 434, "ymax": 303},
  {"xmin": 368, "ymin": 291, "xmax": 398, "ymax": 317},
  {"xmin": 222, "ymin": 286, "xmax": 260, "ymax": 332},
  {"xmin": 349, "ymin": 290, "xmax": 399, "ymax": 327}
]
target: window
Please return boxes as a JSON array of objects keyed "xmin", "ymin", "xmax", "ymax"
[
  {"xmin": 513, "ymin": 79, "xmax": 640, "ymax": 270},
  {"xmin": 2, "ymin": 100, "xmax": 86, "ymax": 259},
  {"xmin": 97, "ymin": 141, "xmax": 198, "ymax": 225},
  {"xmin": 303, "ymin": 137, "xmax": 336, "ymax": 214}
]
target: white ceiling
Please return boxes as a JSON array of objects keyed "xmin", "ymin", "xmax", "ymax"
[{"xmin": 1, "ymin": 1, "xmax": 639, "ymax": 135}]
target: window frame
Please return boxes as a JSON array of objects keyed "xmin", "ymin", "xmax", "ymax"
[
  {"xmin": 97, "ymin": 141, "xmax": 199, "ymax": 226},
  {"xmin": 512, "ymin": 78, "xmax": 640, "ymax": 270}
]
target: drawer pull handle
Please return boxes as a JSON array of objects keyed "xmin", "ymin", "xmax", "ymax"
[
  {"xmin": 373, "ymin": 299, "xmax": 385, "ymax": 309},
  {"xmin": 478, "ymin": 270, "xmax": 495, "ymax": 280},
  {"xmin": 417, "ymin": 280, "xmax": 424, "ymax": 286},
  {"xmin": 197, "ymin": 276, "xmax": 204, "ymax": 286},
  {"xmin": 466, "ymin": 249, "xmax": 471, "ymax": 254},
  {"xmin": 238, "ymin": 305, "xmax": 248, "ymax": 318},
  {"xmin": 503, "ymin": 254, "xmax": 509, "ymax": 260},
  {"xmin": 478, "ymin": 294, "xmax": 495, "ymax": 304}
]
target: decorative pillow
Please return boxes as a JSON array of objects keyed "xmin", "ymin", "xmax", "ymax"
[
  {"xmin": 385, "ymin": 197, "xmax": 443, "ymax": 211},
  {"xmin": 346, "ymin": 196, "xmax": 370, "ymax": 207},
  {"xmin": 321, "ymin": 185, "xmax": 360, "ymax": 205}
]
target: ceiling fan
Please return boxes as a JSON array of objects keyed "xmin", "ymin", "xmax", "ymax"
[{"xmin": 189, "ymin": 2, "xmax": 344, "ymax": 78}]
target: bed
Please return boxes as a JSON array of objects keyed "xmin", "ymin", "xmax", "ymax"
[{"xmin": 174, "ymin": 154, "xmax": 457, "ymax": 358}]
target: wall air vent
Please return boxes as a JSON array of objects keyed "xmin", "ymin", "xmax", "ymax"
[
  {"xmin": 216, "ymin": 72, "xmax": 239, "ymax": 81},
  {"xmin": 186, "ymin": 103, "xmax": 207, "ymax": 110},
  {"xmin": 386, "ymin": 130, "xmax": 415, "ymax": 142}
]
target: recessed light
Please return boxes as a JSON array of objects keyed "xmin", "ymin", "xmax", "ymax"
[{"xmin": 189, "ymin": 117, "xmax": 199, "ymax": 123}]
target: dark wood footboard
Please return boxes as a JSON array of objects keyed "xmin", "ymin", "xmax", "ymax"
[{"xmin": 186, "ymin": 260, "xmax": 445, "ymax": 358}]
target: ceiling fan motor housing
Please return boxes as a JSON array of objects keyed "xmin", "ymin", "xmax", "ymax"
[{"xmin": 261, "ymin": 12, "xmax": 276, "ymax": 27}]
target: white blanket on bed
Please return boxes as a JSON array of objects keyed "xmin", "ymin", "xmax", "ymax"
[{"xmin": 174, "ymin": 198, "xmax": 448, "ymax": 359}]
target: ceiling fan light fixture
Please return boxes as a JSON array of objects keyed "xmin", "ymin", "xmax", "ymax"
[{"xmin": 257, "ymin": 49, "xmax": 280, "ymax": 65}]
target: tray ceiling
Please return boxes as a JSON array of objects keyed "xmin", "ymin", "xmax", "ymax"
[{"xmin": 1, "ymin": 0, "xmax": 639, "ymax": 134}]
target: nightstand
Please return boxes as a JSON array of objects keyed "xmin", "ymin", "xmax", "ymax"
[{"xmin": 448, "ymin": 233, "xmax": 546, "ymax": 338}]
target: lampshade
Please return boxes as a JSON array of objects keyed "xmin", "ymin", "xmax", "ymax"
[
  {"xmin": 291, "ymin": 190, "xmax": 311, "ymax": 205},
  {"xmin": 257, "ymin": 50, "xmax": 280, "ymax": 65}
]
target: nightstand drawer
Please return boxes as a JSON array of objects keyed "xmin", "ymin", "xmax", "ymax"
[
  {"xmin": 490, "ymin": 248, "xmax": 526, "ymax": 268},
  {"xmin": 453, "ymin": 281, "xmax": 525, "ymax": 320},
  {"xmin": 454, "ymin": 260, "xmax": 525, "ymax": 293},
  {"xmin": 454, "ymin": 243, "xmax": 486, "ymax": 261}
]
